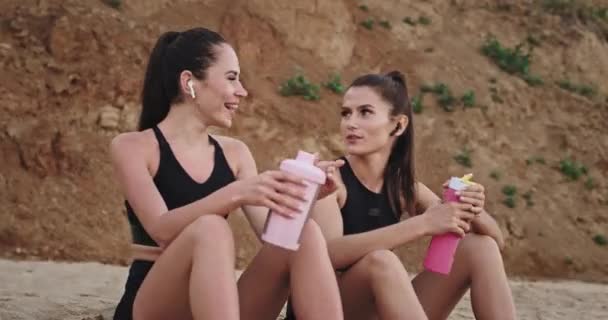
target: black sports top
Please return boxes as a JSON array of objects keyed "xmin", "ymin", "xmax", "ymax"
[
  {"xmin": 125, "ymin": 126, "xmax": 236, "ymax": 247},
  {"xmin": 339, "ymin": 157, "xmax": 400, "ymax": 234}
]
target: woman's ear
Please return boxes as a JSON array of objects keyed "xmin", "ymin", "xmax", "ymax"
[
  {"xmin": 391, "ymin": 115, "xmax": 409, "ymax": 136},
  {"xmin": 179, "ymin": 70, "xmax": 195, "ymax": 98}
]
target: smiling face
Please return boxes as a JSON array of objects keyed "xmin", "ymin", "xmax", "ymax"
[
  {"xmin": 340, "ymin": 86, "xmax": 406, "ymax": 156},
  {"xmin": 186, "ymin": 43, "xmax": 248, "ymax": 128}
]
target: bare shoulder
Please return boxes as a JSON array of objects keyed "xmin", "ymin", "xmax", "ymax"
[
  {"xmin": 212, "ymin": 135, "xmax": 251, "ymax": 160},
  {"xmin": 109, "ymin": 130, "xmax": 157, "ymax": 163},
  {"xmin": 212, "ymin": 135, "xmax": 252, "ymax": 174},
  {"xmin": 213, "ymin": 135, "xmax": 249, "ymax": 154}
]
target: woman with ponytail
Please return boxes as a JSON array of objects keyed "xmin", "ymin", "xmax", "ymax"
[
  {"xmin": 111, "ymin": 28, "xmax": 343, "ymax": 320},
  {"xmin": 286, "ymin": 71, "xmax": 516, "ymax": 320}
]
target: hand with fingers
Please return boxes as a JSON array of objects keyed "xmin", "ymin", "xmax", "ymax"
[
  {"xmin": 237, "ymin": 170, "xmax": 308, "ymax": 219},
  {"xmin": 421, "ymin": 202, "xmax": 477, "ymax": 238},
  {"xmin": 442, "ymin": 179, "xmax": 486, "ymax": 216},
  {"xmin": 314, "ymin": 157, "xmax": 345, "ymax": 199}
]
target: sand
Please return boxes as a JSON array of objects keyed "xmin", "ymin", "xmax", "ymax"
[{"xmin": 1, "ymin": 259, "xmax": 606, "ymax": 320}]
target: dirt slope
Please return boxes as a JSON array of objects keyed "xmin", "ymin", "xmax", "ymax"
[{"xmin": 0, "ymin": 0, "xmax": 607, "ymax": 282}]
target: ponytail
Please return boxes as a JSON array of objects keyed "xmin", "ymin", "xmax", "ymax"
[
  {"xmin": 138, "ymin": 31, "xmax": 180, "ymax": 131},
  {"xmin": 138, "ymin": 28, "xmax": 226, "ymax": 131}
]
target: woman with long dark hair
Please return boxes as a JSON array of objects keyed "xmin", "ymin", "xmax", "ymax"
[
  {"xmin": 286, "ymin": 70, "xmax": 516, "ymax": 320},
  {"xmin": 111, "ymin": 28, "xmax": 343, "ymax": 320}
]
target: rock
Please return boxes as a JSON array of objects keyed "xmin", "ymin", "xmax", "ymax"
[
  {"xmin": 119, "ymin": 103, "xmax": 139, "ymax": 131},
  {"xmin": 48, "ymin": 75, "xmax": 71, "ymax": 94},
  {"xmin": 245, "ymin": 0, "xmax": 355, "ymax": 69},
  {"xmin": 48, "ymin": 15, "xmax": 99, "ymax": 62},
  {"xmin": 5, "ymin": 119, "xmax": 39, "ymax": 141},
  {"xmin": 115, "ymin": 96, "xmax": 126, "ymax": 109},
  {"xmin": 48, "ymin": 16, "xmax": 73, "ymax": 60},
  {"xmin": 8, "ymin": 17, "xmax": 26, "ymax": 32},
  {"xmin": 44, "ymin": 58, "xmax": 63, "ymax": 72},
  {"xmin": 122, "ymin": 0, "xmax": 174, "ymax": 17},
  {"xmin": 98, "ymin": 105, "xmax": 121, "ymax": 130},
  {"xmin": 0, "ymin": 42, "xmax": 12, "ymax": 53}
]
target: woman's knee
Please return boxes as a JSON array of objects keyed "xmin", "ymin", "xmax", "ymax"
[
  {"xmin": 183, "ymin": 215, "xmax": 234, "ymax": 249},
  {"xmin": 459, "ymin": 233, "xmax": 501, "ymax": 263},
  {"xmin": 359, "ymin": 249, "xmax": 407, "ymax": 280},
  {"xmin": 298, "ymin": 219, "xmax": 327, "ymax": 249}
]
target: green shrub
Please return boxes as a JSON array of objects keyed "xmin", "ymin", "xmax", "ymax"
[
  {"xmin": 323, "ymin": 74, "xmax": 345, "ymax": 94},
  {"xmin": 418, "ymin": 16, "xmax": 432, "ymax": 25},
  {"xmin": 481, "ymin": 37, "xmax": 543, "ymax": 87},
  {"xmin": 584, "ymin": 177, "xmax": 596, "ymax": 190},
  {"xmin": 403, "ymin": 17, "xmax": 417, "ymax": 26},
  {"xmin": 502, "ymin": 185, "xmax": 517, "ymax": 197},
  {"xmin": 454, "ymin": 148, "xmax": 472, "ymax": 168},
  {"xmin": 411, "ymin": 94, "xmax": 423, "ymax": 114},
  {"xmin": 503, "ymin": 197, "xmax": 516, "ymax": 208},
  {"xmin": 461, "ymin": 90, "xmax": 476, "ymax": 108},
  {"xmin": 426, "ymin": 83, "xmax": 456, "ymax": 111},
  {"xmin": 104, "ymin": 0, "xmax": 121, "ymax": 9},
  {"xmin": 379, "ymin": 20, "xmax": 392, "ymax": 29},
  {"xmin": 523, "ymin": 190, "xmax": 534, "ymax": 207},
  {"xmin": 541, "ymin": 1, "xmax": 608, "ymax": 39},
  {"xmin": 361, "ymin": 18, "xmax": 374, "ymax": 30},
  {"xmin": 593, "ymin": 234, "xmax": 607, "ymax": 246},
  {"xmin": 526, "ymin": 35, "xmax": 542, "ymax": 47},
  {"xmin": 279, "ymin": 74, "xmax": 321, "ymax": 101},
  {"xmin": 556, "ymin": 79, "xmax": 597, "ymax": 98},
  {"xmin": 559, "ymin": 158, "xmax": 588, "ymax": 181}
]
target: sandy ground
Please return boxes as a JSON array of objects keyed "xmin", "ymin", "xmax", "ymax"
[{"xmin": 0, "ymin": 259, "xmax": 607, "ymax": 320}]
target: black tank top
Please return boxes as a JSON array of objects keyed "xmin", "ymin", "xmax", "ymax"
[
  {"xmin": 125, "ymin": 126, "xmax": 236, "ymax": 247},
  {"xmin": 339, "ymin": 158, "xmax": 399, "ymax": 234}
]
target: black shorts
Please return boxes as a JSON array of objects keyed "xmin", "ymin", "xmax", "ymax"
[
  {"xmin": 285, "ymin": 299, "xmax": 296, "ymax": 320},
  {"xmin": 113, "ymin": 260, "xmax": 154, "ymax": 320}
]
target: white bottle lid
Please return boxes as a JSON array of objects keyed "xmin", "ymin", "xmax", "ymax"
[
  {"xmin": 296, "ymin": 151, "xmax": 315, "ymax": 164},
  {"xmin": 448, "ymin": 177, "xmax": 470, "ymax": 191}
]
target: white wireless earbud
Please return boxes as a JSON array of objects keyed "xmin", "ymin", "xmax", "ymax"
[{"xmin": 187, "ymin": 80, "xmax": 196, "ymax": 99}]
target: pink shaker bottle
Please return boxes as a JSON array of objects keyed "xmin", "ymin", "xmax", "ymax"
[
  {"xmin": 261, "ymin": 151, "xmax": 326, "ymax": 250},
  {"xmin": 423, "ymin": 175, "xmax": 472, "ymax": 274}
]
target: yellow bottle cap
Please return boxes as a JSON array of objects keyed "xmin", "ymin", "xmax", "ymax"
[{"xmin": 460, "ymin": 173, "xmax": 474, "ymax": 184}]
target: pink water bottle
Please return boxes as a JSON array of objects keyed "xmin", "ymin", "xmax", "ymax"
[
  {"xmin": 423, "ymin": 175, "xmax": 473, "ymax": 275},
  {"xmin": 261, "ymin": 151, "xmax": 326, "ymax": 251}
]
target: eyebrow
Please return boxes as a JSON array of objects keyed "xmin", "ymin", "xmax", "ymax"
[
  {"xmin": 225, "ymin": 70, "xmax": 239, "ymax": 76},
  {"xmin": 342, "ymin": 104, "xmax": 373, "ymax": 109}
]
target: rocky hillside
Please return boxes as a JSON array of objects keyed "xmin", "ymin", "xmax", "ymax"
[{"xmin": 1, "ymin": 0, "xmax": 607, "ymax": 282}]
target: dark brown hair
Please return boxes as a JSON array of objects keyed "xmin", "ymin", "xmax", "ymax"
[
  {"xmin": 138, "ymin": 28, "xmax": 226, "ymax": 131},
  {"xmin": 349, "ymin": 70, "xmax": 416, "ymax": 217}
]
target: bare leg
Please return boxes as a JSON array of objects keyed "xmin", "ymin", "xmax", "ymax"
[
  {"xmin": 338, "ymin": 250, "xmax": 427, "ymax": 320},
  {"xmin": 133, "ymin": 215, "xmax": 237, "ymax": 320},
  {"xmin": 238, "ymin": 220, "xmax": 343, "ymax": 320},
  {"xmin": 412, "ymin": 234, "xmax": 516, "ymax": 320}
]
